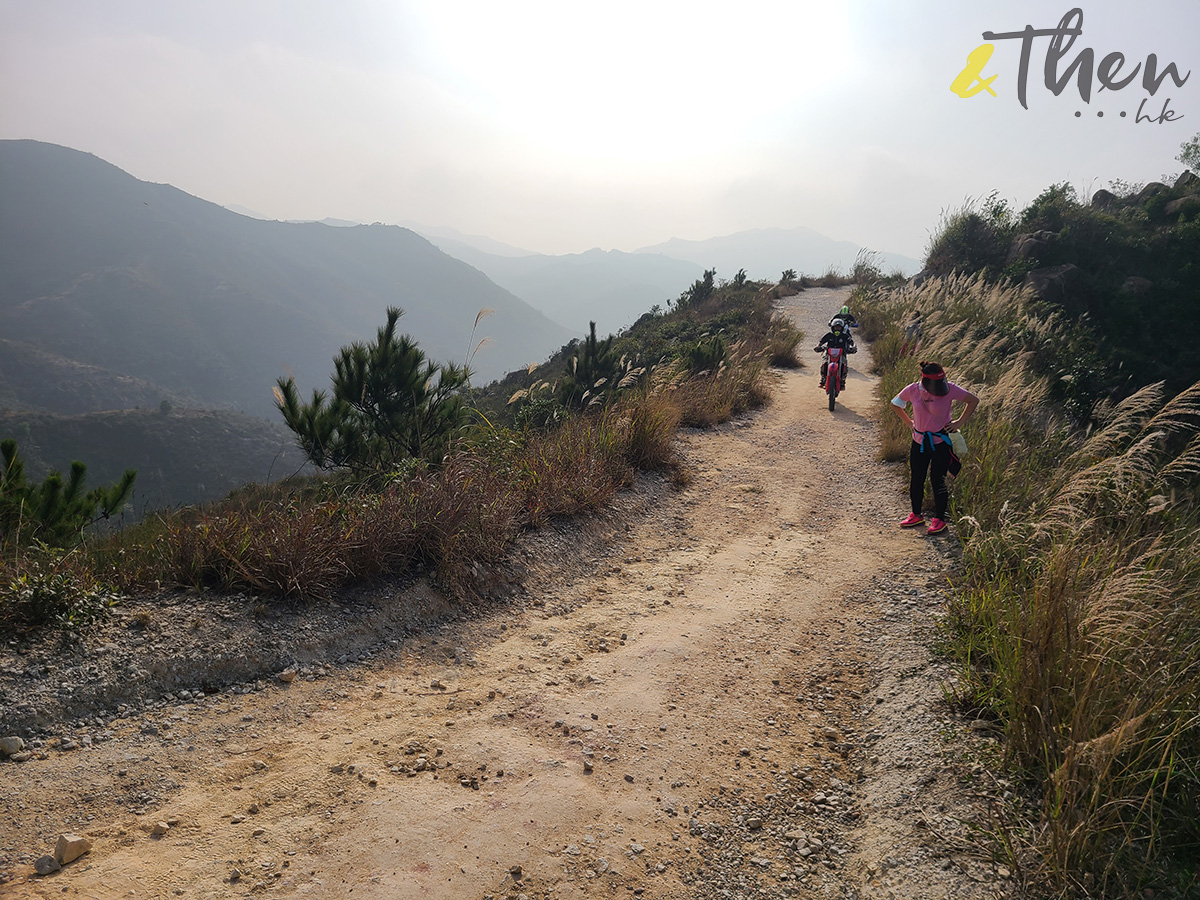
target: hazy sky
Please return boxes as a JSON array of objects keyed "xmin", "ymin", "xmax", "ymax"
[{"xmin": 2, "ymin": 1, "xmax": 1197, "ymax": 261}]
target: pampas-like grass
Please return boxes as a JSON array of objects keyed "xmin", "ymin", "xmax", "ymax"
[{"xmin": 857, "ymin": 272, "xmax": 1200, "ymax": 892}]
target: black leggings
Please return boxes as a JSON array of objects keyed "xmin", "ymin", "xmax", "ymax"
[{"xmin": 910, "ymin": 440, "xmax": 952, "ymax": 519}]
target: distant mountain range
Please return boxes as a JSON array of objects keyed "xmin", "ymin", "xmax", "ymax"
[
  {"xmin": 0, "ymin": 140, "xmax": 575, "ymax": 423},
  {"xmin": 634, "ymin": 227, "xmax": 921, "ymax": 281},
  {"xmin": 229, "ymin": 205, "xmax": 922, "ymax": 336},
  {"xmin": 420, "ymin": 242, "xmax": 702, "ymax": 336},
  {"xmin": 407, "ymin": 224, "xmax": 537, "ymax": 259},
  {"xmin": 422, "ymin": 228, "xmax": 917, "ymax": 335}
]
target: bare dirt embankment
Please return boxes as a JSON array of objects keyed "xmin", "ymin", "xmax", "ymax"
[{"xmin": 1, "ymin": 287, "xmax": 1014, "ymax": 900}]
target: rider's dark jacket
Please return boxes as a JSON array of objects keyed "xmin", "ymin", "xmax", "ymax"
[{"xmin": 816, "ymin": 330, "xmax": 856, "ymax": 352}]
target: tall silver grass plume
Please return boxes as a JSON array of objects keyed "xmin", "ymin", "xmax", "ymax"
[
  {"xmin": 1068, "ymin": 382, "xmax": 1165, "ymax": 466},
  {"xmin": 618, "ymin": 369, "xmax": 645, "ymax": 389},
  {"xmin": 1144, "ymin": 379, "xmax": 1200, "ymax": 440},
  {"xmin": 1161, "ymin": 433, "xmax": 1200, "ymax": 484}
]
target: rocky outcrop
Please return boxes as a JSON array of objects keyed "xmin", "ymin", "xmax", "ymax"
[
  {"xmin": 1175, "ymin": 171, "xmax": 1199, "ymax": 192},
  {"xmin": 1121, "ymin": 277, "xmax": 1154, "ymax": 295},
  {"xmin": 1164, "ymin": 195, "xmax": 1200, "ymax": 218},
  {"xmin": 1132, "ymin": 182, "xmax": 1169, "ymax": 205},
  {"xmin": 1006, "ymin": 231, "xmax": 1057, "ymax": 264},
  {"xmin": 1023, "ymin": 264, "xmax": 1080, "ymax": 300},
  {"xmin": 1091, "ymin": 188, "xmax": 1117, "ymax": 209}
]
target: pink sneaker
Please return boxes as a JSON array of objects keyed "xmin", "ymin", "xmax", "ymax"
[
  {"xmin": 899, "ymin": 513, "xmax": 925, "ymax": 528},
  {"xmin": 926, "ymin": 517, "xmax": 948, "ymax": 535}
]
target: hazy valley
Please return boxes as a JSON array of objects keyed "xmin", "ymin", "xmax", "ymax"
[{"xmin": 0, "ymin": 140, "xmax": 916, "ymax": 512}]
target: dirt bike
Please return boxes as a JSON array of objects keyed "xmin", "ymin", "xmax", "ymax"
[{"xmin": 818, "ymin": 345, "xmax": 846, "ymax": 411}]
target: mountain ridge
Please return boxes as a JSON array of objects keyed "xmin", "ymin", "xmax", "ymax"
[
  {"xmin": 419, "ymin": 242, "xmax": 704, "ymax": 335},
  {"xmin": 0, "ymin": 140, "xmax": 576, "ymax": 421}
]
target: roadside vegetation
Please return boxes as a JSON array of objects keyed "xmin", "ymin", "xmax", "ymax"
[
  {"xmin": 1, "ymin": 271, "xmax": 804, "ymax": 635},
  {"xmin": 856, "ymin": 155, "xmax": 1200, "ymax": 897},
  {"xmin": 920, "ymin": 171, "xmax": 1200, "ymax": 401}
]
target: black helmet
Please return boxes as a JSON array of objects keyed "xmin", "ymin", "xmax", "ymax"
[{"xmin": 830, "ymin": 318, "xmax": 845, "ymax": 333}]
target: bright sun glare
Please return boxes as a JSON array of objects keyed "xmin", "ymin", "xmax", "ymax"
[{"xmin": 414, "ymin": 1, "xmax": 850, "ymax": 164}]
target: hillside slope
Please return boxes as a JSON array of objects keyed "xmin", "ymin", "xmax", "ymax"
[
  {"xmin": 424, "ymin": 242, "xmax": 703, "ymax": 335},
  {"xmin": 0, "ymin": 141, "xmax": 576, "ymax": 419},
  {"xmin": 1, "ymin": 407, "xmax": 310, "ymax": 514}
]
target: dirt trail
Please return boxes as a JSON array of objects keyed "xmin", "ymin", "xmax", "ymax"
[{"xmin": 2, "ymin": 287, "xmax": 1010, "ymax": 899}]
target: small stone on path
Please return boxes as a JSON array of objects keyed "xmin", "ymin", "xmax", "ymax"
[
  {"xmin": 34, "ymin": 855, "xmax": 61, "ymax": 875},
  {"xmin": 0, "ymin": 736, "xmax": 25, "ymax": 756},
  {"xmin": 54, "ymin": 833, "xmax": 92, "ymax": 864}
]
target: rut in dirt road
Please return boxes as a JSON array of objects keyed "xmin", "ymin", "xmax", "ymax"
[{"xmin": 2, "ymin": 287, "xmax": 1008, "ymax": 900}]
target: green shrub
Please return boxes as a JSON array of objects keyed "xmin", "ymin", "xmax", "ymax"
[
  {"xmin": 0, "ymin": 553, "xmax": 120, "ymax": 631},
  {"xmin": 515, "ymin": 395, "xmax": 565, "ymax": 431},
  {"xmin": 682, "ymin": 334, "xmax": 727, "ymax": 374},
  {"xmin": 560, "ymin": 321, "xmax": 620, "ymax": 409},
  {"xmin": 923, "ymin": 193, "xmax": 1014, "ymax": 278},
  {"xmin": 676, "ymin": 269, "xmax": 717, "ymax": 308}
]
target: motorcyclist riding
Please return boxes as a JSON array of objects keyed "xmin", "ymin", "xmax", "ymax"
[
  {"xmin": 814, "ymin": 318, "xmax": 857, "ymax": 389},
  {"xmin": 828, "ymin": 304, "xmax": 859, "ymax": 330}
]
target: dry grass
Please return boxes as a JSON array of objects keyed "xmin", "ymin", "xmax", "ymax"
[
  {"xmin": 764, "ymin": 315, "xmax": 806, "ymax": 368},
  {"xmin": 3, "ymin": 335, "xmax": 774, "ymax": 626},
  {"xmin": 669, "ymin": 347, "xmax": 772, "ymax": 428},
  {"xmin": 858, "ymin": 274, "xmax": 1200, "ymax": 895}
]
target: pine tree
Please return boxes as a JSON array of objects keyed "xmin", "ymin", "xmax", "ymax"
[
  {"xmin": 677, "ymin": 269, "xmax": 717, "ymax": 308},
  {"xmin": 560, "ymin": 321, "xmax": 619, "ymax": 409},
  {"xmin": 275, "ymin": 307, "xmax": 470, "ymax": 472},
  {"xmin": 0, "ymin": 440, "xmax": 136, "ymax": 548}
]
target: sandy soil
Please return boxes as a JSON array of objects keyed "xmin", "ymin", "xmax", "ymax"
[{"xmin": 0, "ymin": 287, "xmax": 1015, "ymax": 900}]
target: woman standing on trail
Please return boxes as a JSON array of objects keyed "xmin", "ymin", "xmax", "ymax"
[{"xmin": 890, "ymin": 361, "xmax": 979, "ymax": 535}]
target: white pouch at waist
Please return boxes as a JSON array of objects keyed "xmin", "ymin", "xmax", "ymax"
[{"xmin": 949, "ymin": 430, "xmax": 968, "ymax": 457}]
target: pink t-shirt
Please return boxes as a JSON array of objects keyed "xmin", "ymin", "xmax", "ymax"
[{"xmin": 896, "ymin": 381, "xmax": 972, "ymax": 445}]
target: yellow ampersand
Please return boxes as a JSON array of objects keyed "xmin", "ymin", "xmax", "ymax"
[{"xmin": 951, "ymin": 43, "xmax": 998, "ymax": 98}]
